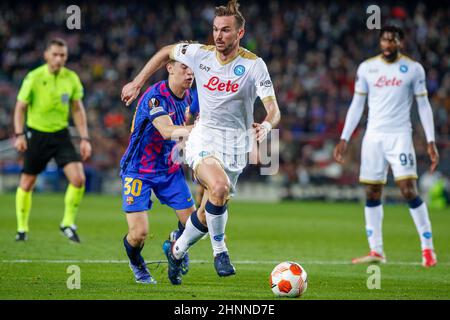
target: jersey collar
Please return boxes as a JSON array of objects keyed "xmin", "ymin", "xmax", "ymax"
[
  {"xmin": 165, "ymin": 80, "xmax": 186, "ymax": 101},
  {"xmin": 215, "ymin": 47, "xmax": 243, "ymax": 66}
]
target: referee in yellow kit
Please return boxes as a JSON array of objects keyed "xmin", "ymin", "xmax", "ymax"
[{"xmin": 13, "ymin": 38, "xmax": 91, "ymax": 243}]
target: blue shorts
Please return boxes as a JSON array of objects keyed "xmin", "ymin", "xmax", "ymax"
[{"xmin": 121, "ymin": 168, "xmax": 194, "ymax": 213}]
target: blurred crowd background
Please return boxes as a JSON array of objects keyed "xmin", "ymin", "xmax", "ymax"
[{"xmin": 0, "ymin": 0, "xmax": 449, "ymax": 202}]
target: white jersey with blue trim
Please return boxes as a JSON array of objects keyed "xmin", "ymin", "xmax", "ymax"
[
  {"xmin": 170, "ymin": 43, "xmax": 276, "ymax": 154},
  {"xmin": 355, "ymin": 54, "xmax": 428, "ymax": 134}
]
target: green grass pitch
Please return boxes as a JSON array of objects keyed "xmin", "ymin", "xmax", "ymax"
[{"xmin": 0, "ymin": 193, "xmax": 449, "ymax": 300}]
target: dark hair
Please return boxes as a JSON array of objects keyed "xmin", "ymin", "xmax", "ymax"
[
  {"xmin": 215, "ymin": 0, "xmax": 245, "ymax": 29},
  {"xmin": 46, "ymin": 38, "xmax": 67, "ymax": 49},
  {"xmin": 379, "ymin": 25, "xmax": 404, "ymax": 40}
]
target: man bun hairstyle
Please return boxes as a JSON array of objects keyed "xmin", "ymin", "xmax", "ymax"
[
  {"xmin": 215, "ymin": 0, "xmax": 245, "ymax": 29},
  {"xmin": 379, "ymin": 25, "xmax": 404, "ymax": 40}
]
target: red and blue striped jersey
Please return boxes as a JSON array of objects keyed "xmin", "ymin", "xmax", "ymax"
[{"xmin": 120, "ymin": 80, "xmax": 192, "ymax": 176}]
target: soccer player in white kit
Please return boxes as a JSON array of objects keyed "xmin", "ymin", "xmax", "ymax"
[
  {"xmin": 334, "ymin": 26, "xmax": 439, "ymax": 267},
  {"xmin": 121, "ymin": 0, "xmax": 281, "ymax": 283}
]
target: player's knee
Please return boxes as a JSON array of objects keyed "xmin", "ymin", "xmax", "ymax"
[
  {"xmin": 400, "ymin": 186, "xmax": 417, "ymax": 201},
  {"xmin": 19, "ymin": 175, "xmax": 36, "ymax": 192},
  {"xmin": 70, "ymin": 174, "xmax": 86, "ymax": 188},
  {"xmin": 129, "ymin": 228, "xmax": 148, "ymax": 243},
  {"xmin": 366, "ymin": 186, "xmax": 382, "ymax": 201},
  {"xmin": 209, "ymin": 181, "xmax": 230, "ymax": 203},
  {"xmin": 196, "ymin": 209, "xmax": 207, "ymax": 225}
]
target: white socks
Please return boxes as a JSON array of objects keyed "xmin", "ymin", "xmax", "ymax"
[
  {"xmin": 172, "ymin": 211, "xmax": 208, "ymax": 260},
  {"xmin": 408, "ymin": 197, "xmax": 434, "ymax": 250},
  {"xmin": 364, "ymin": 200, "xmax": 384, "ymax": 255},
  {"xmin": 205, "ymin": 201, "xmax": 228, "ymax": 256}
]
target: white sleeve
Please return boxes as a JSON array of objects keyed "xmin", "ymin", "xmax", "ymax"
[
  {"xmin": 253, "ymin": 58, "xmax": 276, "ymax": 103},
  {"xmin": 340, "ymin": 93, "xmax": 366, "ymax": 141},
  {"xmin": 169, "ymin": 43, "xmax": 202, "ymax": 70},
  {"xmin": 413, "ymin": 63, "xmax": 428, "ymax": 96},
  {"xmin": 416, "ymin": 95, "xmax": 435, "ymax": 143},
  {"xmin": 354, "ymin": 63, "xmax": 369, "ymax": 95}
]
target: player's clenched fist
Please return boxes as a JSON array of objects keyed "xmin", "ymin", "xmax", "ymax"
[
  {"xmin": 121, "ymin": 81, "xmax": 141, "ymax": 106},
  {"xmin": 14, "ymin": 135, "xmax": 27, "ymax": 153}
]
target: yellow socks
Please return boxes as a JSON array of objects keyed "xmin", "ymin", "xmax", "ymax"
[
  {"xmin": 16, "ymin": 187, "xmax": 32, "ymax": 232},
  {"xmin": 61, "ymin": 184, "xmax": 85, "ymax": 227}
]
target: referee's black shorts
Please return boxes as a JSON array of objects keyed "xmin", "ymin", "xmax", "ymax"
[{"xmin": 22, "ymin": 127, "xmax": 81, "ymax": 175}]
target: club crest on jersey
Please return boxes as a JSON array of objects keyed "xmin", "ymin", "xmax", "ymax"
[
  {"xmin": 234, "ymin": 65, "xmax": 245, "ymax": 76},
  {"xmin": 126, "ymin": 196, "xmax": 134, "ymax": 205},
  {"xmin": 399, "ymin": 65, "xmax": 408, "ymax": 73}
]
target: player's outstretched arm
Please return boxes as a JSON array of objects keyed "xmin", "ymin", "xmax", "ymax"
[
  {"xmin": 416, "ymin": 94, "xmax": 439, "ymax": 172},
  {"xmin": 121, "ymin": 45, "xmax": 176, "ymax": 106},
  {"xmin": 152, "ymin": 115, "xmax": 193, "ymax": 140},
  {"xmin": 13, "ymin": 100, "xmax": 28, "ymax": 152},
  {"xmin": 253, "ymin": 99, "xmax": 281, "ymax": 143},
  {"xmin": 333, "ymin": 93, "xmax": 366, "ymax": 164},
  {"xmin": 71, "ymin": 100, "xmax": 92, "ymax": 161}
]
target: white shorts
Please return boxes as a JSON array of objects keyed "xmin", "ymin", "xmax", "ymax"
[
  {"xmin": 359, "ymin": 131, "xmax": 418, "ymax": 184},
  {"xmin": 185, "ymin": 125, "xmax": 247, "ymax": 196}
]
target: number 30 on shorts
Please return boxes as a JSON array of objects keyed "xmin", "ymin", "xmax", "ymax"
[{"xmin": 123, "ymin": 178, "xmax": 142, "ymax": 196}]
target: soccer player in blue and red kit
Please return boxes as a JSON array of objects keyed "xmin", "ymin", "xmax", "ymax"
[{"xmin": 120, "ymin": 60, "xmax": 198, "ymax": 284}]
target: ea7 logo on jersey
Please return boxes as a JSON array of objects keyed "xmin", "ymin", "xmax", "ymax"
[
  {"xmin": 200, "ymin": 64, "xmax": 211, "ymax": 72},
  {"xmin": 204, "ymin": 76, "xmax": 239, "ymax": 93}
]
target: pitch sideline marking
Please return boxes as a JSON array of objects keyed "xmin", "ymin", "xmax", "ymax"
[{"xmin": 1, "ymin": 259, "xmax": 447, "ymax": 266}]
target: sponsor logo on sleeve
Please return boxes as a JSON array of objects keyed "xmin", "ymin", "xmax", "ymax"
[
  {"xmin": 259, "ymin": 80, "xmax": 272, "ymax": 87},
  {"xmin": 150, "ymin": 106, "xmax": 164, "ymax": 115},
  {"xmin": 148, "ymin": 97, "xmax": 160, "ymax": 108},
  {"xmin": 61, "ymin": 93, "xmax": 70, "ymax": 104},
  {"xmin": 181, "ymin": 44, "xmax": 189, "ymax": 55}
]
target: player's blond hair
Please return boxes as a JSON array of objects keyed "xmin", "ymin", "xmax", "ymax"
[{"xmin": 215, "ymin": 0, "xmax": 245, "ymax": 29}]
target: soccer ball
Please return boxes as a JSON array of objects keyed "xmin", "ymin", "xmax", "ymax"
[{"xmin": 270, "ymin": 261, "xmax": 308, "ymax": 298}]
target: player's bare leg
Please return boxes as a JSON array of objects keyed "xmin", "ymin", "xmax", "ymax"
[
  {"xmin": 352, "ymin": 184, "xmax": 387, "ymax": 264},
  {"xmin": 396, "ymin": 179, "xmax": 436, "ymax": 267},
  {"xmin": 124, "ymin": 212, "xmax": 156, "ymax": 284},
  {"xmin": 15, "ymin": 173, "xmax": 38, "ymax": 241},
  {"xmin": 60, "ymin": 162, "xmax": 86, "ymax": 243},
  {"xmin": 195, "ymin": 157, "xmax": 235, "ymax": 276}
]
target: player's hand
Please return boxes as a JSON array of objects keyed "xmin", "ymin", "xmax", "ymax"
[
  {"xmin": 80, "ymin": 139, "xmax": 92, "ymax": 161},
  {"xmin": 427, "ymin": 142, "xmax": 439, "ymax": 173},
  {"xmin": 253, "ymin": 122, "xmax": 271, "ymax": 143},
  {"xmin": 333, "ymin": 139, "xmax": 348, "ymax": 164},
  {"xmin": 14, "ymin": 135, "xmax": 27, "ymax": 153},
  {"xmin": 121, "ymin": 81, "xmax": 141, "ymax": 107}
]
